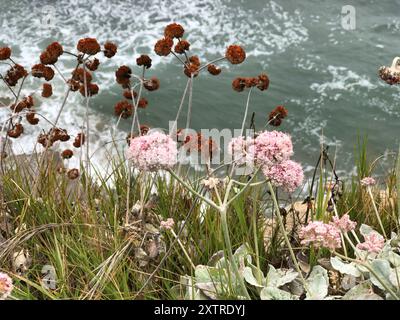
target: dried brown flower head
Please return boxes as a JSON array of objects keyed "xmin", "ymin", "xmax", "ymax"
[
  {"xmin": 189, "ymin": 55, "xmax": 200, "ymax": 67},
  {"xmin": 144, "ymin": 77, "xmax": 160, "ymax": 91},
  {"xmin": 257, "ymin": 73, "xmax": 270, "ymax": 91},
  {"xmin": 164, "ymin": 23, "xmax": 185, "ymax": 39},
  {"xmin": 7, "ymin": 123, "xmax": 23, "ymax": 138},
  {"xmin": 79, "ymin": 83, "xmax": 99, "ymax": 96},
  {"xmin": 136, "ymin": 55, "xmax": 152, "ymax": 69},
  {"xmin": 67, "ymin": 79, "xmax": 80, "ymax": 92},
  {"xmin": 31, "ymin": 64, "xmax": 55, "ymax": 81},
  {"xmin": 26, "ymin": 111, "xmax": 39, "ymax": 125},
  {"xmin": 0, "ymin": 47, "xmax": 11, "ymax": 60},
  {"xmin": 5, "ymin": 64, "xmax": 27, "ymax": 86},
  {"xmin": 73, "ymin": 133, "xmax": 85, "ymax": 148},
  {"xmin": 154, "ymin": 37, "xmax": 174, "ymax": 56},
  {"xmin": 40, "ymin": 42, "xmax": 63, "ymax": 65},
  {"xmin": 268, "ymin": 105, "xmax": 288, "ymax": 127},
  {"xmin": 114, "ymin": 100, "xmax": 133, "ymax": 118},
  {"xmin": 10, "ymin": 96, "xmax": 34, "ymax": 112},
  {"xmin": 115, "ymin": 65, "xmax": 132, "ymax": 87},
  {"xmin": 123, "ymin": 89, "xmax": 137, "ymax": 100},
  {"xmin": 103, "ymin": 42, "xmax": 117, "ymax": 58},
  {"xmin": 174, "ymin": 40, "xmax": 190, "ymax": 54},
  {"xmin": 379, "ymin": 66, "xmax": 400, "ymax": 85},
  {"xmin": 42, "ymin": 83, "xmax": 53, "ymax": 98},
  {"xmin": 184, "ymin": 63, "xmax": 199, "ymax": 78},
  {"xmin": 138, "ymin": 97, "xmax": 148, "ymax": 109},
  {"xmin": 72, "ymin": 68, "xmax": 92, "ymax": 83},
  {"xmin": 225, "ymin": 45, "xmax": 246, "ymax": 64},
  {"xmin": 67, "ymin": 168, "xmax": 80, "ymax": 180},
  {"xmin": 61, "ymin": 149, "xmax": 73, "ymax": 159},
  {"xmin": 77, "ymin": 38, "xmax": 101, "ymax": 55},
  {"xmin": 207, "ymin": 64, "xmax": 221, "ymax": 76},
  {"xmin": 232, "ymin": 77, "xmax": 245, "ymax": 92},
  {"xmin": 86, "ymin": 58, "xmax": 100, "ymax": 71}
]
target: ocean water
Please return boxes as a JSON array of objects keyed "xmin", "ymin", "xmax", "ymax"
[{"xmin": 0, "ymin": 0, "xmax": 399, "ymax": 176}]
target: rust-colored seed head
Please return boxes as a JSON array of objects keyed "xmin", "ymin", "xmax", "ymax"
[
  {"xmin": 50, "ymin": 127, "xmax": 70, "ymax": 143},
  {"xmin": 38, "ymin": 133, "xmax": 51, "ymax": 148},
  {"xmin": 232, "ymin": 77, "xmax": 245, "ymax": 92},
  {"xmin": 39, "ymin": 42, "xmax": 63, "ymax": 65},
  {"xmin": 184, "ymin": 63, "xmax": 199, "ymax": 78},
  {"xmin": 207, "ymin": 64, "xmax": 221, "ymax": 76},
  {"xmin": 5, "ymin": 64, "xmax": 28, "ymax": 86},
  {"xmin": 379, "ymin": 66, "xmax": 400, "ymax": 85},
  {"xmin": 115, "ymin": 65, "xmax": 132, "ymax": 87},
  {"xmin": 73, "ymin": 133, "xmax": 85, "ymax": 148},
  {"xmin": 244, "ymin": 77, "xmax": 258, "ymax": 88},
  {"xmin": 103, "ymin": 42, "xmax": 117, "ymax": 58},
  {"xmin": 42, "ymin": 83, "xmax": 53, "ymax": 98},
  {"xmin": 77, "ymin": 38, "xmax": 101, "ymax": 55},
  {"xmin": 47, "ymin": 42, "xmax": 63, "ymax": 57},
  {"xmin": 26, "ymin": 111, "xmax": 39, "ymax": 125},
  {"xmin": 79, "ymin": 83, "xmax": 99, "ymax": 97},
  {"xmin": 138, "ymin": 97, "xmax": 148, "ymax": 109},
  {"xmin": 268, "ymin": 105, "xmax": 288, "ymax": 127},
  {"xmin": 67, "ymin": 79, "xmax": 80, "ymax": 91},
  {"xmin": 10, "ymin": 96, "xmax": 33, "ymax": 112},
  {"xmin": 174, "ymin": 40, "xmax": 190, "ymax": 54},
  {"xmin": 0, "ymin": 47, "xmax": 11, "ymax": 60},
  {"xmin": 123, "ymin": 89, "xmax": 137, "ymax": 100},
  {"xmin": 154, "ymin": 37, "xmax": 174, "ymax": 56},
  {"xmin": 136, "ymin": 55, "xmax": 152, "ymax": 69},
  {"xmin": 143, "ymin": 77, "xmax": 160, "ymax": 91},
  {"xmin": 40, "ymin": 51, "xmax": 57, "ymax": 65},
  {"xmin": 164, "ymin": 23, "xmax": 185, "ymax": 38},
  {"xmin": 257, "ymin": 73, "xmax": 270, "ymax": 91},
  {"xmin": 7, "ymin": 123, "xmax": 24, "ymax": 138},
  {"xmin": 140, "ymin": 125, "xmax": 150, "ymax": 135},
  {"xmin": 114, "ymin": 100, "xmax": 133, "ymax": 118},
  {"xmin": 61, "ymin": 149, "xmax": 73, "ymax": 159},
  {"xmin": 67, "ymin": 168, "xmax": 80, "ymax": 180},
  {"xmin": 72, "ymin": 68, "xmax": 93, "ymax": 83},
  {"xmin": 225, "ymin": 45, "xmax": 246, "ymax": 64},
  {"xmin": 86, "ymin": 58, "xmax": 100, "ymax": 71},
  {"xmin": 189, "ymin": 55, "xmax": 200, "ymax": 67}
]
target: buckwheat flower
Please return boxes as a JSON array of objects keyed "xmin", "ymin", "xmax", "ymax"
[
  {"xmin": 5, "ymin": 64, "xmax": 27, "ymax": 86},
  {"xmin": 257, "ymin": 73, "xmax": 270, "ymax": 91},
  {"xmin": 86, "ymin": 58, "xmax": 100, "ymax": 71},
  {"xmin": 126, "ymin": 131, "xmax": 177, "ymax": 171},
  {"xmin": 299, "ymin": 221, "xmax": 342, "ymax": 251},
  {"xmin": 42, "ymin": 83, "xmax": 53, "ymax": 98},
  {"xmin": 331, "ymin": 214, "xmax": 357, "ymax": 233},
  {"xmin": 32, "ymin": 64, "xmax": 55, "ymax": 81},
  {"xmin": 114, "ymin": 100, "xmax": 133, "ymax": 118},
  {"xmin": 356, "ymin": 233, "xmax": 385, "ymax": 254},
  {"xmin": 77, "ymin": 38, "xmax": 101, "ymax": 55},
  {"xmin": 245, "ymin": 77, "xmax": 258, "ymax": 88},
  {"xmin": 262, "ymin": 160, "xmax": 303, "ymax": 193},
  {"xmin": 160, "ymin": 218, "xmax": 175, "ymax": 230},
  {"xmin": 184, "ymin": 63, "xmax": 199, "ymax": 78},
  {"xmin": 115, "ymin": 65, "xmax": 132, "ymax": 87},
  {"xmin": 61, "ymin": 149, "xmax": 73, "ymax": 159},
  {"xmin": 225, "ymin": 45, "xmax": 246, "ymax": 64},
  {"xmin": 202, "ymin": 177, "xmax": 221, "ymax": 189},
  {"xmin": 361, "ymin": 177, "xmax": 376, "ymax": 187},
  {"xmin": 251, "ymin": 130, "xmax": 293, "ymax": 166},
  {"xmin": 189, "ymin": 56, "xmax": 201, "ymax": 67},
  {"xmin": 268, "ymin": 105, "xmax": 288, "ymax": 127},
  {"xmin": 73, "ymin": 133, "xmax": 85, "ymax": 148},
  {"xmin": 232, "ymin": 77, "xmax": 245, "ymax": 92},
  {"xmin": 0, "ymin": 47, "xmax": 12, "ymax": 60},
  {"xmin": 136, "ymin": 55, "xmax": 152, "ymax": 69},
  {"xmin": 7, "ymin": 123, "xmax": 24, "ymax": 138},
  {"xmin": 72, "ymin": 68, "xmax": 92, "ymax": 83},
  {"xmin": 154, "ymin": 37, "xmax": 174, "ymax": 56},
  {"xmin": 103, "ymin": 42, "xmax": 117, "ymax": 58},
  {"xmin": 67, "ymin": 79, "xmax": 80, "ymax": 91},
  {"xmin": 46, "ymin": 42, "xmax": 63, "ymax": 58},
  {"xmin": 164, "ymin": 23, "xmax": 185, "ymax": 38},
  {"xmin": 144, "ymin": 77, "xmax": 160, "ymax": 91},
  {"xmin": 174, "ymin": 40, "xmax": 190, "ymax": 54},
  {"xmin": 26, "ymin": 111, "xmax": 39, "ymax": 125},
  {"xmin": 0, "ymin": 272, "xmax": 13, "ymax": 300},
  {"xmin": 138, "ymin": 97, "xmax": 148, "ymax": 108},
  {"xmin": 227, "ymin": 136, "xmax": 255, "ymax": 166},
  {"xmin": 207, "ymin": 64, "xmax": 221, "ymax": 76},
  {"xmin": 10, "ymin": 96, "xmax": 34, "ymax": 112},
  {"xmin": 123, "ymin": 89, "xmax": 137, "ymax": 100},
  {"xmin": 79, "ymin": 82, "xmax": 99, "ymax": 96},
  {"xmin": 378, "ymin": 57, "xmax": 400, "ymax": 85},
  {"xmin": 67, "ymin": 168, "xmax": 80, "ymax": 180}
]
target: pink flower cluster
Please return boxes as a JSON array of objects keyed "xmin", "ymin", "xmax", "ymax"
[
  {"xmin": 228, "ymin": 130, "xmax": 303, "ymax": 193},
  {"xmin": 299, "ymin": 221, "xmax": 342, "ymax": 251},
  {"xmin": 160, "ymin": 218, "xmax": 175, "ymax": 230},
  {"xmin": 262, "ymin": 160, "xmax": 304, "ymax": 193},
  {"xmin": 361, "ymin": 177, "xmax": 376, "ymax": 187},
  {"xmin": 356, "ymin": 233, "xmax": 385, "ymax": 254},
  {"xmin": 0, "ymin": 272, "xmax": 13, "ymax": 300},
  {"xmin": 300, "ymin": 214, "xmax": 357, "ymax": 251},
  {"xmin": 126, "ymin": 131, "xmax": 177, "ymax": 171}
]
